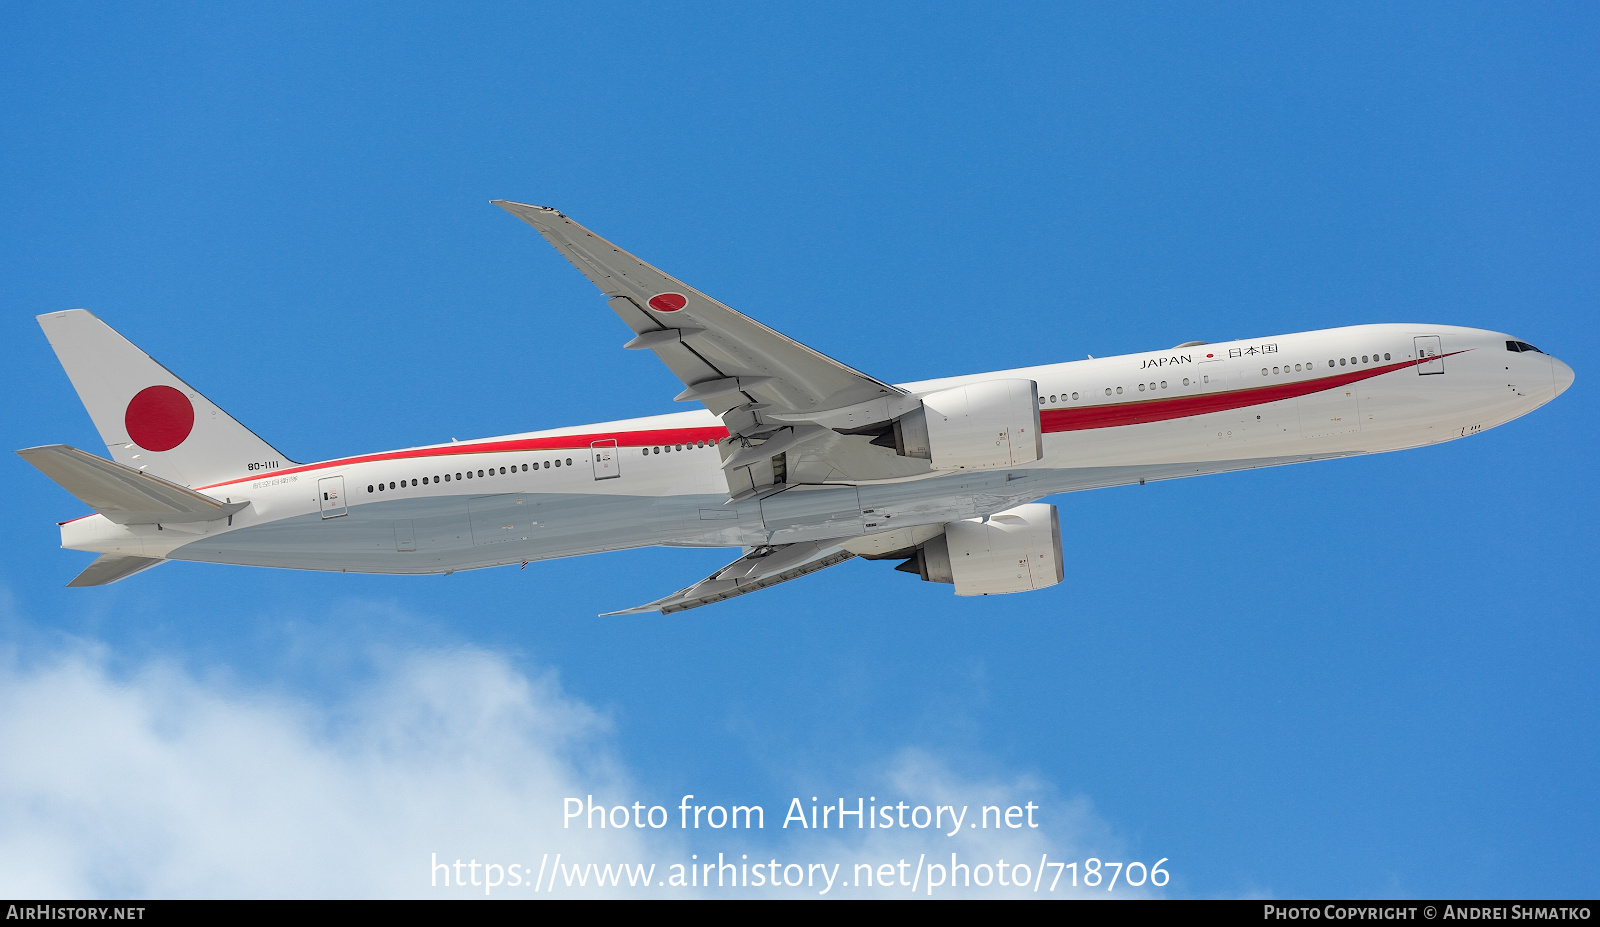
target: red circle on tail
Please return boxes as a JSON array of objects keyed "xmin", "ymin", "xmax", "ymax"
[
  {"xmin": 125, "ymin": 385, "xmax": 195, "ymax": 451},
  {"xmin": 648, "ymin": 293, "xmax": 687, "ymax": 312}
]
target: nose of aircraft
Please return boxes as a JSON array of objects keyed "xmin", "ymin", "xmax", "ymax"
[{"xmin": 1551, "ymin": 355, "xmax": 1575, "ymax": 397}]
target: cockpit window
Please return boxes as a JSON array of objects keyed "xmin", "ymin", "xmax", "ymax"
[{"xmin": 1506, "ymin": 340, "xmax": 1544, "ymax": 354}]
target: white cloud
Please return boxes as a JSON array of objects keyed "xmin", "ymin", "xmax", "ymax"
[
  {"xmin": 0, "ymin": 632, "xmax": 1145, "ymax": 898},
  {"xmin": 0, "ymin": 643, "xmax": 662, "ymax": 898},
  {"xmin": 747, "ymin": 749, "xmax": 1157, "ymax": 898}
]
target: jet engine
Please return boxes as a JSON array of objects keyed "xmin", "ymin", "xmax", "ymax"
[
  {"xmin": 897, "ymin": 503, "xmax": 1064, "ymax": 596},
  {"xmin": 891, "ymin": 379, "xmax": 1042, "ymax": 470}
]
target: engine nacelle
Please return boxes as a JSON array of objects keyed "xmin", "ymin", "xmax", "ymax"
[
  {"xmin": 902, "ymin": 503, "xmax": 1064, "ymax": 596},
  {"xmin": 894, "ymin": 379, "xmax": 1041, "ymax": 470}
]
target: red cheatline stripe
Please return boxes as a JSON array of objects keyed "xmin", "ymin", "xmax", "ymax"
[
  {"xmin": 198, "ymin": 426, "xmax": 731, "ymax": 491},
  {"xmin": 82, "ymin": 351, "xmax": 1461, "ymax": 503},
  {"xmin": 1042, "ymin": 352, "xmax": 1462, "ymax": 433}
]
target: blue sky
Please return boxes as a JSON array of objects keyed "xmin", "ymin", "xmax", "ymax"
[{"xmin": 2, "ymin": 3, "xmax": 1595, "ymax": 898}]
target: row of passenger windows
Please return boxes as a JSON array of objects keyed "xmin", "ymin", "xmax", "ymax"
[
  {"xmin": 1326, "ymin": 353, "xmax": 1391, "ymax": 368},
  {"xmin": 367, "ymin": 458, "xmax": 573, "ymax": 494},
  {"xmin": 1039, "ymin": 353, "xmax": 1398, "ymax": 405},
  {"xmin": 364, "ymin": 442, "xmax": 716, "ymax": 494},
  {"xmin": 1262, "ymin": 354, "xmax": 1389, "ymax": 376}
]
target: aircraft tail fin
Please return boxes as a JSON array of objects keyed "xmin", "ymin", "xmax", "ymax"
[{"xmin": 35, "ymin": 310, "xmax": 295, "ymax": 489}]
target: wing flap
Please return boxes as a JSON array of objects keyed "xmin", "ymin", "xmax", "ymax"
[
  {"xmin": 18, "ymin": 444, "xmax": 248, "ymax": 525},
  {"xmin": 601, "ymin": 542, "xmax": 855, "ymax": 616}
]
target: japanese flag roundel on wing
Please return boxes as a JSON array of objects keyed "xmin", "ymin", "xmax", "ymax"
[{"xmin": 648, "ymin": 293, "xmax": 687, "ymax": 312}]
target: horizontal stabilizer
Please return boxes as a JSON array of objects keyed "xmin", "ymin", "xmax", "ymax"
[
  {"xmin": 67, "ymin": 554, "xmax": 165, "ymax": 587},
  {"xmin": 17, "ymin": 444, "xmax": 248, "ymax": 525},
  {"xmin": 601, "ymin": 541, "xmax": 854, "ymax": 616}
]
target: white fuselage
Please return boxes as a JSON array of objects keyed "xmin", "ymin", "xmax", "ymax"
[{"xmin": 57, "ymin": 323, "xmax": 1572, "ymax": 575}]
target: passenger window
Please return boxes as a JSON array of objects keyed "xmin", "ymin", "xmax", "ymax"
[
  {"xmin": 367, "ymin": 485, "xmax": 374, "ymax": 493},
  {"xmin": 1116, "ymin": 387, "xmax": 1123, "ymax": 395},
  {"xmin": 1104, "ymin": 388, "xmax": 1112, "ymax": 396},
  {"xmin": 444, "ymin": 473, "xmax": 451, "ymax": 481},
  {"xmin": 1339, "ymin": 358, "xmax": 1346, "ymax": 366},
  {"xmin": 1328, "ymin": 359, "xmax": 1336, "ymax": 366},
  {"xmin": 566, "ymin": 458, "xmax": 572, "ymax": 466},
  {"xmin": 1160, "ymin": 381, "xmax": 1166, "ymax": 388},
  {"xmin": 1138, "ymin": 383, "xmax": 1146, "ymax": 391},
  {"xmin": 1262, "ymin": 368, "xmax": 1269, "ymax": 376},
  {"xmin": 1384, "ymin": 353, "xmax": 1391, "ymax": 360},
  {"xmin": 1049, "ymin": 394, "xmax": 1056, "ymax": 402},
  {"xmin": 456, "ymin": 473, "xmax": 462, "ymax": 480},
  {"xmin": 1182, "ymin": 379, "xmax": 1189, "ymax": 387},
  {"xmin": 1071, "ymin": 392, "xmax": 1079, "ymax": 399}
]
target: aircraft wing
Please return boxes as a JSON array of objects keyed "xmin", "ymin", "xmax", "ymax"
[
  {"xmin": 495, "ymin": 202, "xmax": 926, "ymax": 490},
  {"xmin": 600, "ymin": 541, "xmax": 855, "ymax": 616}
]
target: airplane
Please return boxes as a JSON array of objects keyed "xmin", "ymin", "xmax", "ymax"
[{"xmin": 18, "ymin": 202, "xmax": 1575, "ymax": 614}]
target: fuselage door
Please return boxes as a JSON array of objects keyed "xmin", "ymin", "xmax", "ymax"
[
  {"xmin": 591, "ymin": 439, "xmax": 620, "ymax": 480},
  {"xmin": 318, "ymin": 475, "xmax": 347, "ymax": 519},
  {"xmin": 1415, "ymin": 336, "xmax": 1444, "ymax": 375}
]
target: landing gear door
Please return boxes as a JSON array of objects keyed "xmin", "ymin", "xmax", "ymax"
[
  {"xmin": 591, "ymin": 439, "xmax": 620, "ymax": 480},
  {"xmin": 318, "ymin": 475, "xmax": 347, "ymax": 518},
  {"xmin": 1415, "ymin": 336, "xmax": 1444, "ymax": 375}
]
